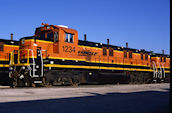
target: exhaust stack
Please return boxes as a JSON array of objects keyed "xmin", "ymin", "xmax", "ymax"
[
  {"xmin": 107, "ymin": 38, "xmax": 109, "ymax": 45},
  {"xmin": 126, "ymin": 42, "xmax": 128, "ymax": 48},
  {"xmin": 84, "ymin": 34, "xmax": 87, "ymax": 41},
  {"xmin": 162, "ymin": 50, "xmax": 164, "ymax": 55},
  {"xmin": 10, "ymin": 33, "xmax": 13, "ymax": 40}
]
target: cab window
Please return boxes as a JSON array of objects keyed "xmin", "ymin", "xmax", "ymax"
[
  {"xmin": 65, "ymin": 33, "xmax": 73, "ymax": 43},
  {"xmin": 47, "ymin": 32, "xmax": 54, "ymax": 41},
  {"xmin": 54, "ymin": 32, "xmax": 58, "ymax": 42},
  {"xmin": 40, "ymin": 33, "xmax": 45, "ymax": 40}
]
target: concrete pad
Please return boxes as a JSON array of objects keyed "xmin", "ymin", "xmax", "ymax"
[{"xmin": 0, "ymin": 83, "xmax": 170, "ymax": 113}]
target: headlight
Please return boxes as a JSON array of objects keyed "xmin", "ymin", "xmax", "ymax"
[
  {"xmin": 9, "ymin": 67, "xmax": 13, "ymax": 71},
  {"xmin": 22, "ymin": 66, "xmax": 25, "ymax": 69}
]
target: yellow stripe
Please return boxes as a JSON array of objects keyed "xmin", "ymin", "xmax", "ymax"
[
  {"xmin": 78, "ymin": 45, "xmax": 102, "ymax": 50},
  {"xmin": 46, "ymin": 56, "xmax": 85, "ymax": 61},
  {"xmin": 133, "ymin": 53, "xmax": 141, "ymax": 55},
  {"xmin": 44, "ymin": 64, "xmax": 154, "ymax": 72},
  {"xmin": 9, "ymin": 64, "xmax": 30, "ymax": 66},
  {"xmin": 4, "ymin": 44, "xmax": 19, "ymax": 48},
  {"xmin": 157, "ymin": 67, "xmax": 170, "ymax": 69},
  {"xmin": 113, "ymin": 50, "xmax": 123, "ymax": 53},
  {"xmin": 25, "ymin": 39, "xmax": 53, "ymax": 44},
  {"xmin": 165, "ymin": 71, "xmax": 170, "ymax": 73},
  {"xmin": 1, "ymin": 63, "xmax": 169, "ymax": 73},
  {"xmin": 0, "ymin": 64, "xmax": 9, "ymax": 67},
  {"xmin": 151, "ymin": 57, "xmax": 170, "ymax": 59},
  {"xmin": 0, "ymin": 59, "xmax": 9, "ymax": 61}
]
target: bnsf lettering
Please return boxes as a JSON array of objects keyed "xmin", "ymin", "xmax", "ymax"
[
  {"xmin": 78, "ymin": 50, "xmax": 98, "ymax": 56},
  {"xmin": 62, "ymin": 46, "xmax": 75, "ymax": 53}
]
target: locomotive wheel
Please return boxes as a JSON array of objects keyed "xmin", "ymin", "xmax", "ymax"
[
  {"xmin": 32, "ymin": 83, "xmax": 36, "ymax": 87},
  {"xmin": 24, "ymin": 75, "xmax": 32, "ymax": 87},
  {"xmin": 71, "ymin": 78, "xmax": 79, "ymax": 86},
  {"xmin": 24, "ymin": 80, "xmax": 32, "ymax": 87},
  {"xmin": 42, "ymin": 77, "xmax": 47, "ymax": 86},
  {"xmin": 13, "ymin": 78, "xmax": 25, "ymax": 87},
  {"xmin": 12, "ymin": 78, "xmax": 17, "ymax": 88}
]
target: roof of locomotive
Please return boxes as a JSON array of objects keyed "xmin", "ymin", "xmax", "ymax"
[
  {"xmin": 20, "ymin": 36, "xmax": 39, "ymax": 40},
  {"xmin": 0, "ymin": 38, "xmax": 19, "ymax": 45},
  {"xmin": 150, "ymin": 53, "xmax": 170, "ymax": 58},
  {"xmin": 78, "ymin": 40, "xmax": 151, "ymax": 53},
  {"xmin": 78, "ymin": 40, "xmax": 170, "ymax": 58},
  {"xmin": 35, "ymin": 24, "xmax": 78, "ymax": 34},
  {"xmin": 19, "ymin": 36, "xmax": 54, "ymax": 42}
]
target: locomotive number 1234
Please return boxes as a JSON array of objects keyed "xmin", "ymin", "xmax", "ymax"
[{"xmin": 62, "ymin": 46, "xmax": 75, "ymax": 53}]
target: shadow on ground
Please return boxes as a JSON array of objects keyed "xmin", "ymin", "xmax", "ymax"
[{"xmin": 0, "ymin": 90, "xmax": 169, "ymax": 113}]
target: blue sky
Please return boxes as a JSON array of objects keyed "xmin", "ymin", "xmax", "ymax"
[{"xmin": 0, "ymin": 0, "xmax": 170, "ymax": 54}]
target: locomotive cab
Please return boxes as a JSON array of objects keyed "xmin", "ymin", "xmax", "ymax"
[
  {"xmin": 9, "ymin": 23, "xmax": 79, "ymax": 87},
  {"xmin": 35, "ymin": 25, "xmax": 59, "ymax": 42}
]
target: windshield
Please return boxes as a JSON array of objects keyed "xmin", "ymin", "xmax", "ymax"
[{"xmin": 47, "ymin": 32, "xmax": 54, "ymax": 41}]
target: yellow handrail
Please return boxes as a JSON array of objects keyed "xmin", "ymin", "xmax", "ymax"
[
  {"xmin": 18, "ymin": 50, "xmax": 20, "ymax": 64},
  {"xmin": 27, "ymin": 49, "xmax": 29, "ymax": 64},
  {"xmin": 9, "ymin": 49, "xmax": 34, "ymax": 66}
]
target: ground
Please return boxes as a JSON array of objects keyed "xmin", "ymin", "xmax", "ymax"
[{"xmin": 0, "ymin": 83, "xmax": 170, "ymax": 113}]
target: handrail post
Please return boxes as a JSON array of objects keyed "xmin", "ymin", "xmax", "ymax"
[
  {"xmin": 27, "ymin": 49, "xmax": 29, "ymax": 64},
  {"xmin": 18, "ymin": 50, "xmax": 20, "ymax": 64},
  {"xmin": 10, "ymin": 52, "xmax": 13, "ymax": 65}
]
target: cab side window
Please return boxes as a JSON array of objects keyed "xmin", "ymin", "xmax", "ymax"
[
  {"xmin": 54, "ymin": 32, "xmax": 58, "ymax": 42},
  {"xmin": 65, "ymin": 33, "xmax": 74, "ymax": 43},
  {"xmin": 40, "ymin": 33, "xmax": 45, "ymax": 40}
]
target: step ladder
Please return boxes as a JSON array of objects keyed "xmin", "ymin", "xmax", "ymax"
[{"xmin": 152, "ymin": 61, "xmax": 157, "ymax": 81}]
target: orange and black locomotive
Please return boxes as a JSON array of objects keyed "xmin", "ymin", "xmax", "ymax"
[
  {"xmin": 0, "ymin": 36, "xmax": 19, "ymax": 85},
  {"xmin": 0, "ymin": 23, "xmax": 170, "ymax": 86}
]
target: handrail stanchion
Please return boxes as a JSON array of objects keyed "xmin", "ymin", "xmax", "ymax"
[
  {"xmin": 27, "ymin": 49, "xmax": 29, "ymax": 64},
  {"xmin": 157, "ymin": 62, "xmax": 162, "ymax": 79},
  {"xmin": 17, "ymin": 50, "xmax": 20, "ymax": 64},
  {"xmin": 161, "ymin": 63, "xmax": 165, "ymax": 79}
]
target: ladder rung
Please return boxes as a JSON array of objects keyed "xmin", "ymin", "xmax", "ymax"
[{"xmin": 34, "ymin": 81, "xmax": 42, "ymax": 83}]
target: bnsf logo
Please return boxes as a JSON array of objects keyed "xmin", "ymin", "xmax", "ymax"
[{"xmin": 78, "ymin": 50, "xmax": 98, "ymax": 56}]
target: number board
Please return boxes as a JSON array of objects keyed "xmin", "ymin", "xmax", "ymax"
[{"xmin": 62, "ymin": 46, "xmax": 75, "ymax": 53}]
